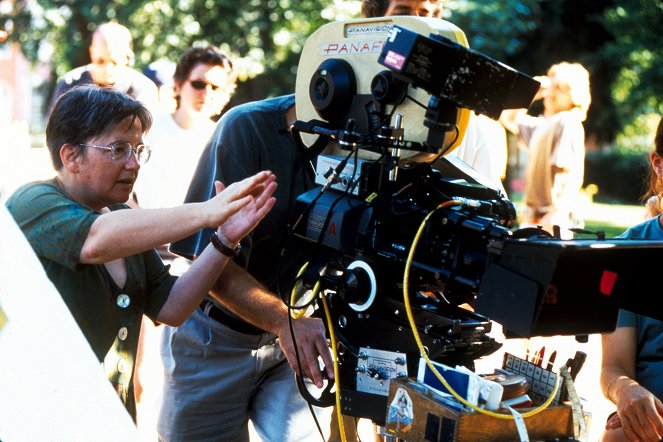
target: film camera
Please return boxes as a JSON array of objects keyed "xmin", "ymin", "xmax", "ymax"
[{"xmin": 288, "ymin": 17, "xmax": 663, "ymax": 422}]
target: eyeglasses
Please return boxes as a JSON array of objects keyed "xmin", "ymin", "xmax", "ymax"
[
  {"xmin": 188, "ymin": 79, "xmax": 224, "ymax": 91},
  {"xmin": 79, "ymin": 141, "xmax": 151, "ymax": 164}
]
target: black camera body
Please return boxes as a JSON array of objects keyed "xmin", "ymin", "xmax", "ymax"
[
  {"xmin": 292, "ymin": 158, "xmax": 516, "ymax": 421},
  {"xmin": 290, "ymin": 17, "xmax": 663, "ymax": 422}
]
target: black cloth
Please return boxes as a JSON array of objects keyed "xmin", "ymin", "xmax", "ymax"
[{"xmin": 170, "ymin": 94, "xmax": 316, "ymax": 320}]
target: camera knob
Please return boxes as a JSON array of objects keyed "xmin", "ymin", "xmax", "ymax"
[
  {"xmin": 339, "ymin": 267, "xmax": 372, "ymax": 305},
  {"xmin": 371, "ymin": 70, "xmax": 408, "ymax": 106},
  {"xmin": 339, "ymin": 260, "xmax": 377, "ymax": 312}
]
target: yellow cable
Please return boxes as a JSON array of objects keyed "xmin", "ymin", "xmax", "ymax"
[
  {"xmin": 321, "ymin": 294, "xmax": 346, "ymax": 442},
  {"xmin": 402, "ymin": 201, "xmax": 559, "ymax": 419},
  {"xmin": 290, "ymin": 262, "xmax": 320, "ymax": 319},
  {"xmin": 289, "ymin": 263, "xmax": 342, "ymax": 438},
  {"xmin": 289, "ymin": 263, "xmax": 344, "ymax": 438}
]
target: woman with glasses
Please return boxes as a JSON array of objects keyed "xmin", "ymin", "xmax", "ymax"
[
  {"xmin": 133, "ymin": 45, "xmax": 237, "ymax": 213},
  {"xmin": 5, "ymin": 84, "xmax": 276, "ymax": 421}
]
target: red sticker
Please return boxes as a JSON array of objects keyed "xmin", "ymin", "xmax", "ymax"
[
  {"xmin": 600, "ymin": 271, "xmax": 618, "ymax": 296},
  {"xmin": 383, "ymin": 50, "xmax": 406, "ymax": 70}
]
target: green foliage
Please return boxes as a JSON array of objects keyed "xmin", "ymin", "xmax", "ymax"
[
  {"xmin": 443, "ymin": 0, "xmax": 542, "ymax": 62},
  {"xmin": 614, "ymin": 113, "xmax": 662, "ymax": 154},
  {"xmin": 599, "ymin": 0, "xmax": 663, "ymax": 132},
  {"xmin": 2, "ymin": 0, "xmax": 360, "ymax": 103},
  {"xmin": 582, "ymin": 219, "xmax": 629, "ymax": 239},
  {"xmin": 1, "ymin": 0, "xmax": 660, "ymax": 147},
  {"xmin": 584, "ymin": 149, "xmax": 649, "ymax": 204},
  {"xmin": 8, "ymin": 0, "xmax": 150, "ymax": 77}
]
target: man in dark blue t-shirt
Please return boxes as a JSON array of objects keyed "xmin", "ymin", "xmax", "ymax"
[{"xmin": 160, "ymin": 95, "xmax": 334, "ymax": 442}]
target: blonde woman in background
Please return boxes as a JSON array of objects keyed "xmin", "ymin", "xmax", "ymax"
[{"xmin": 501, "ymin": 62, "xmax": 591, "ymax": 238}]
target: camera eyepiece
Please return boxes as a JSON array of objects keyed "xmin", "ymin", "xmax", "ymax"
[{"xmin": 309, "ymin": 58, "xmax": 357, "ymax": 122}]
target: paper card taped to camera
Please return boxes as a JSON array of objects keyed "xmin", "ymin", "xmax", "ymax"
[{"xmin": 416, "ymin": 358, "xmax": 479, "ymax": 411}]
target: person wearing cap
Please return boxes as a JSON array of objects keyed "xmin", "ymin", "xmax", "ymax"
[{"xmin": 47, "ymin": 21, "xmax": 159, "ymax": 114}]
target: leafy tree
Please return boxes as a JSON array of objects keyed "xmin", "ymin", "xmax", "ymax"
[
  {"xmin": 447, "ymin": 0, "xmax": 619, "ymax": 146},
  {"xmin": 2, "ymin": 0, "xmax": 660, "ymax": 148},
  {"xmin": 127, "ymin": 0, "xmax": 353, "ymax": 100},
  {"xmin": 599, "ymin": 0, "xmax": 663, "ymax": 151},
  {"xmin": 444, "ymin": 0, "xmax": 542, "ymax": 63},
  {"xmin": 7, "ymin": 1, "xmax": 149, "ymax": 77},
  {"xmin": 1, "ymin": 0, "xmax": 359, "ymax": 109}
]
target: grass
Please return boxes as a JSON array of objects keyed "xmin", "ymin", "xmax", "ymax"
[
  {"xmin": 510, "ymin": 197, "xmax": 645, "ymax": 239},
  {"xmin": 582, "ymin": 220, "xmax": 630, "ymax": 238},
  {"xmin": 578, "ymin": 201, "xmax": 645, "ymax": 238}
]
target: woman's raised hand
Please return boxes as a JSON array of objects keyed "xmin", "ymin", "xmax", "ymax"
[{"xmin": 205, "ymin": 171, "xmax": 277, "ymax": 246}]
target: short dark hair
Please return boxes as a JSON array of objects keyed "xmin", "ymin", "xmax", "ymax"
[
  {"xmin": 173, "ymin": 45, "xmax": 235, "ymax": 87},
  {"xmin": 361, "ymin": 0, "xmax": 443, "ymax": 18},
  {"xmin": 361, "ymin": 0, "xmax": 390, "ymax": 18},
  {"xmin": 46, "ymin": 84, "xmax": 152, "ymax": 170},
  {"xmin": 172, "ymin": 45, "xmax": 236, "ymax": 109}
]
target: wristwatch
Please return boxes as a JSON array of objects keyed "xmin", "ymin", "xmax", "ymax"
[{"xmin": 210, "ymin": 232, "xmax": 241, "ymax": 257}]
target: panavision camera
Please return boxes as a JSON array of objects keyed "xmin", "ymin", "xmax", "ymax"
[{"xmin": 287, "ymin": 16, "xmax": 663, "ymax": 422}]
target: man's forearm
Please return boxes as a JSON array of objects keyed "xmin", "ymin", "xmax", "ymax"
[
  {"xmin": 209, "ymin": 260, "xmax": 288, "ymax": 333},
  {"xmin": 211, "ymin": 261, "xmax": 335, "ymax": 386}
]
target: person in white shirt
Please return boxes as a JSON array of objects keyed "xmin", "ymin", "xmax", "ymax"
[
  {"xmin": 134, "ymin": 45, "xmax": 237, "ymax": 212},
  {"xmin": 130, "ymin": 46, "xmax": 237, "ymax": 425},
  {"xmin": 453, "ymin": 113, "xmax": 508, "ymax": 194}
]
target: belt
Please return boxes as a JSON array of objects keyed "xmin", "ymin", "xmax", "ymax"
[{"xmin": 199, "ymin": 300, "xmax": 264, "ymax": 335}]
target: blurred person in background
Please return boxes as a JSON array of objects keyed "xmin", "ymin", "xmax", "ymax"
[
  {"xmin": 47, "ymin": 21, "xmax": 159, "ymax": 114},
  {"xmin": 501, "ymin": 62, "xmax": 591, "ymax": 237},
  {"xmin": 131, "ymin": 46, "xmax": 237, "ymax": 428},
  {"xmin": 133, "ymin": 45, "xmax": 237, "ymax": 221},
  {"xmin": 143, "ymin": 58, "xmax": 178, "ymax": 113}
]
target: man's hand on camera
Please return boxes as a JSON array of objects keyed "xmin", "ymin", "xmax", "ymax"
[{"xmin": 276, "ymin": 316, "xmax": 334, "ymax": 388}]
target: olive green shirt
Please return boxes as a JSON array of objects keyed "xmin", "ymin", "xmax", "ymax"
[{"xmin": 6, "ymin": 178, "xmax": 175, "ymax": 419}]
